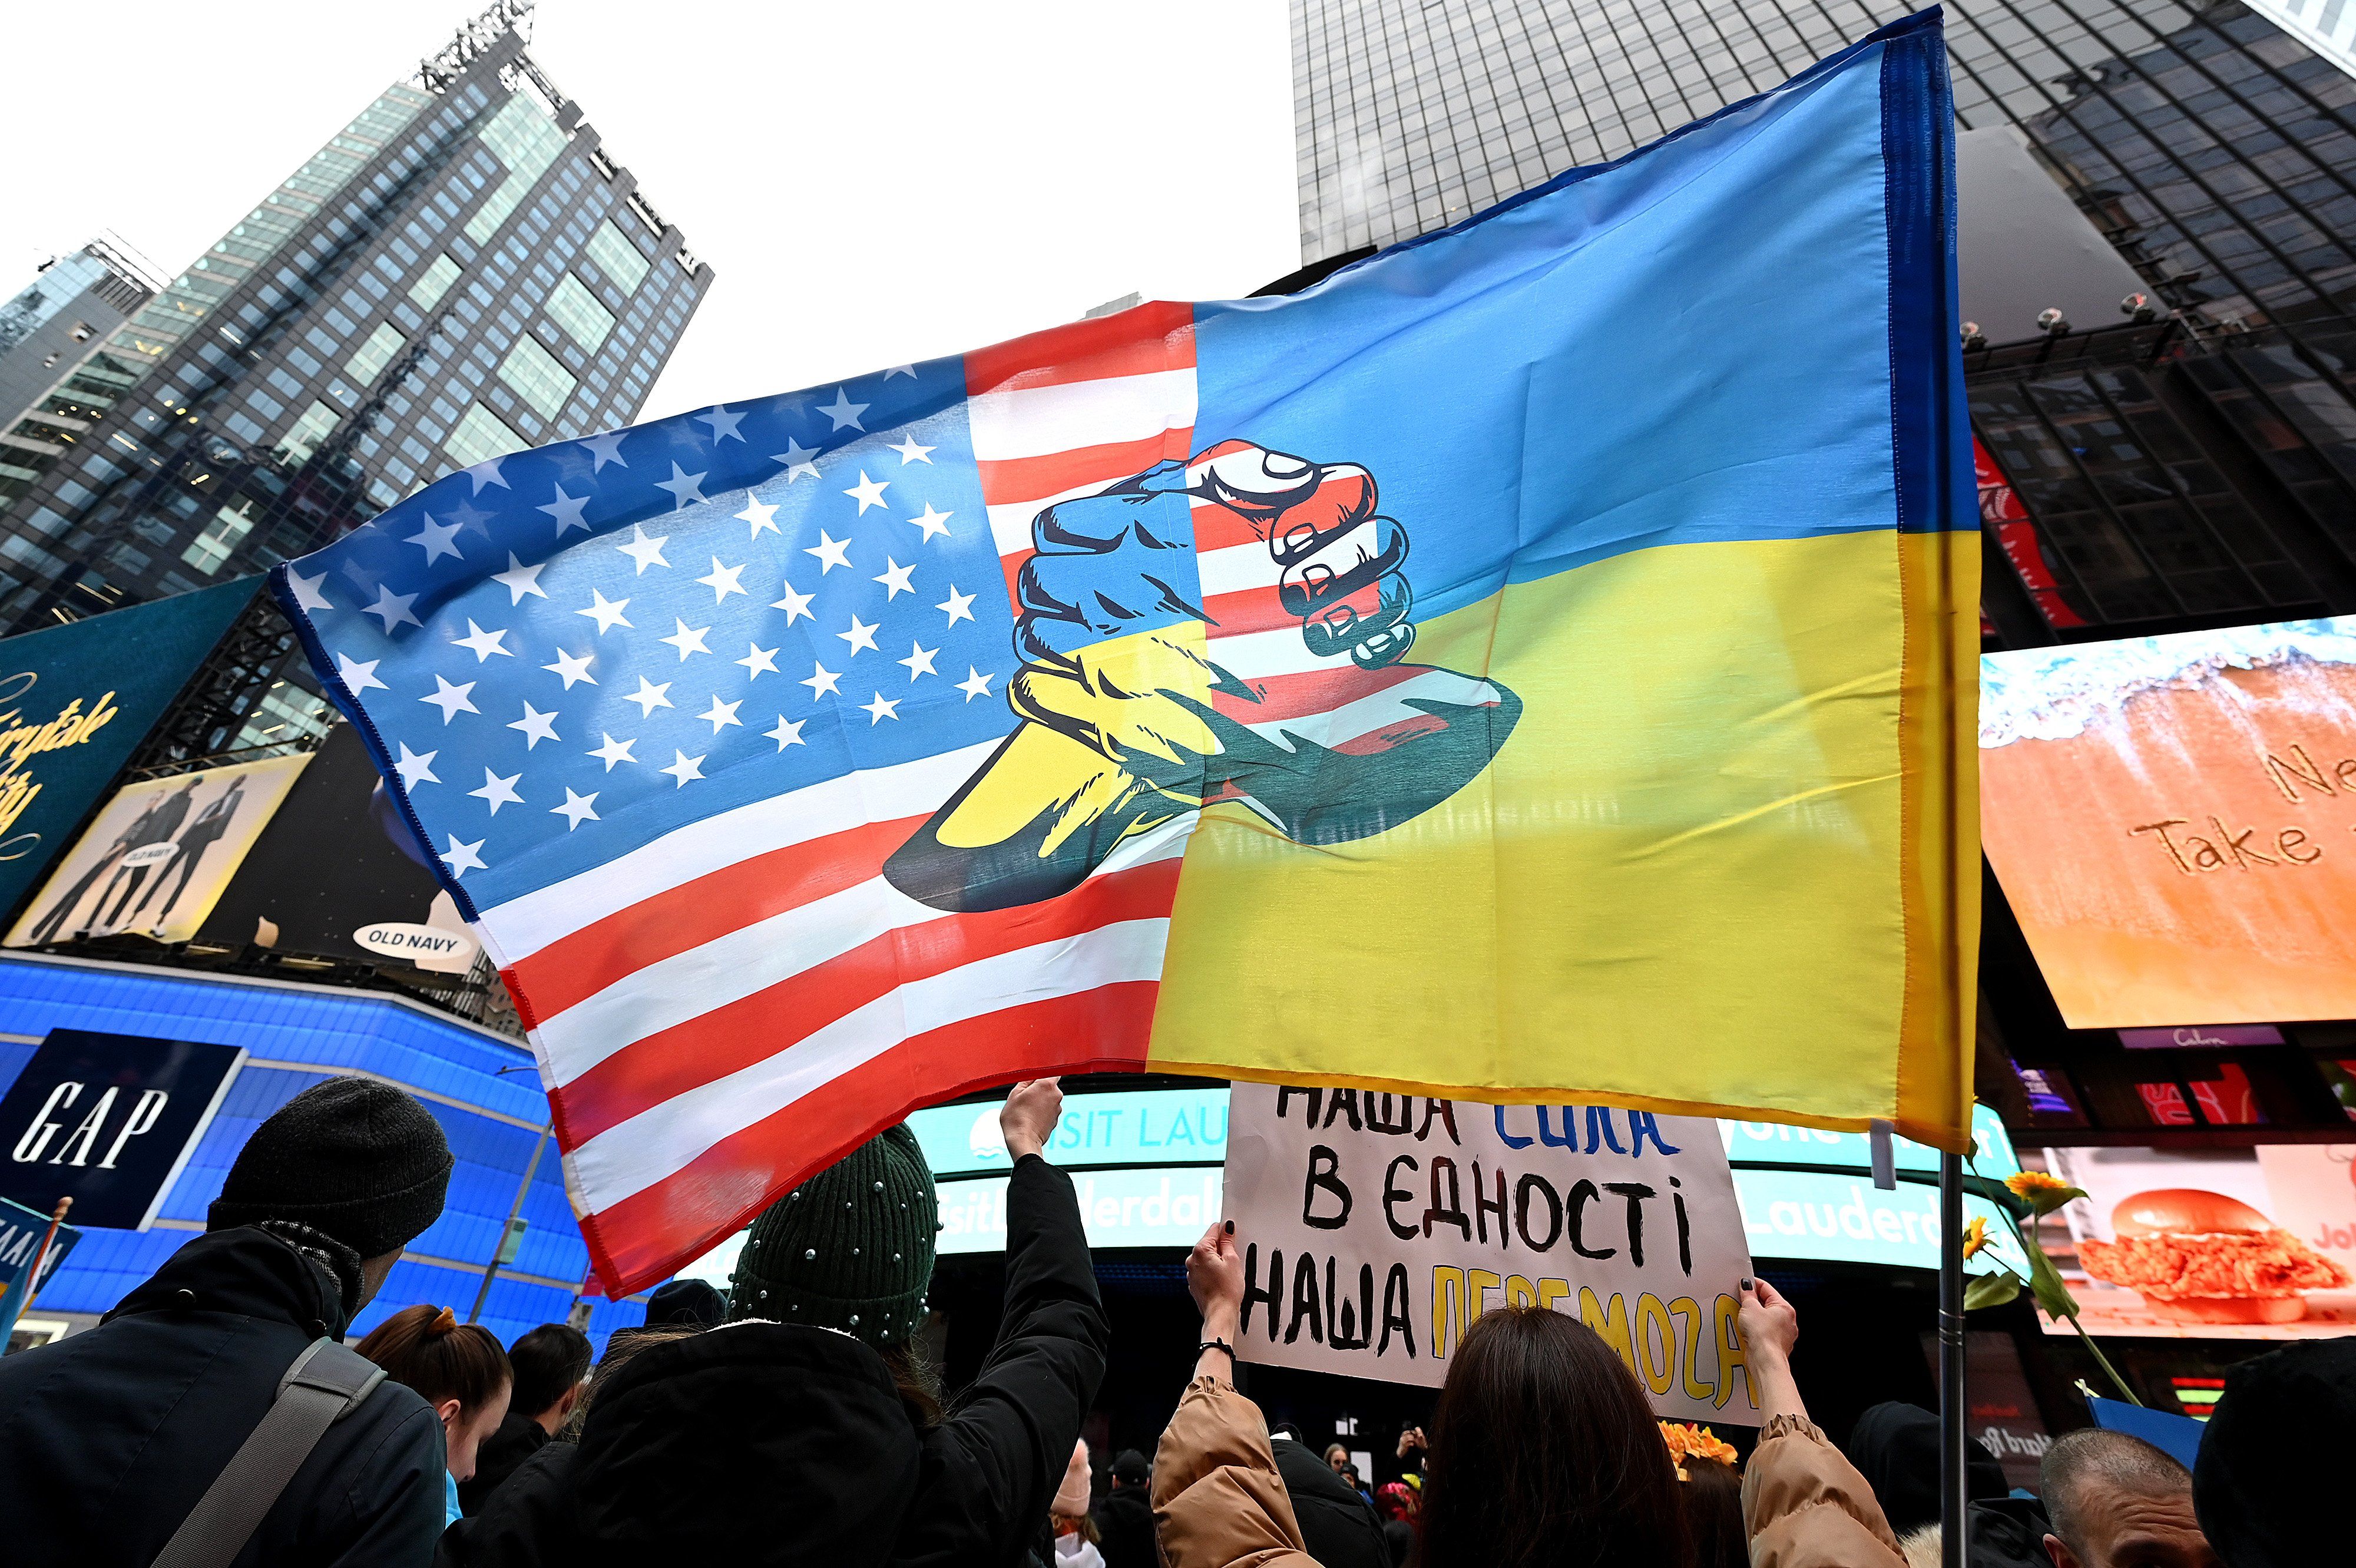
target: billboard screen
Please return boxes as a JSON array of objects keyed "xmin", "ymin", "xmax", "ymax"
[
  {"xmin": 1981, "ymin": 617, "xmax": 2356, "ymax": 1027},
  {"xmin": 194, "ymin": 725, "xmax": 468, "ymax": 970},
  {"xmin": 6, "ymin": 754, "xmax": 310, "ymax": 947},
  {"xmin": 677, "ymin": 1090, "xmax": 2029, "ymax": 1278},
  {"xmin": 2039, "ymin": 1142, "xmax": 2356, "ymax": 1338},
  {"xmin": 0, "ymin": 580, "xmax": 259, "ymax": 918}
]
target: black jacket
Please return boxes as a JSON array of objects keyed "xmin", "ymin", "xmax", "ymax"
[
  {"xmin": 1091, "ymin": 1488, "xmax": 1155, "ymax": 1568},
  {"xmin": 1271, "ymin": 1436, "xmax": 1389, "ymax": 1568},
  {"xmin": 443, "ymin": 1153, "xmax": 1108, "ymax": 1568},
  {"xmin": 458, "ymin": 1410, "xmax": 550, "ymax": 1514},
  {"xmin": 0, "ymin": 1225, "xmax": 445, "ymax": 1567},
  {"xmin": 442, "ymin": 1443, "xmax": 579, "ymax": 1566}
]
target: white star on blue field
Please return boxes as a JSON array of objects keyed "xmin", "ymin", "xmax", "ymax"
[{"xmin": 280, "ymin": 359, "xmax": 1022, "ymax": 913}]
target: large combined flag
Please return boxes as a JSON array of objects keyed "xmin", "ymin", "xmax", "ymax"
[{"xmin": 276, "ymin": 13, "xmax": 1977, "ymax": 1292}]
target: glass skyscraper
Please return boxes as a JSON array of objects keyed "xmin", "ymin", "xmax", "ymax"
[
  {"xmin": 0, "ymin": 1, "xmax": 712, "ymax": 644},
  {"xmin": 1293, "ymin": 2, "xmax": 2356, "ymax": 647},
  {"xmin": 1295, "ymin": 2, "xmax": 2356, "ymax": 332}
]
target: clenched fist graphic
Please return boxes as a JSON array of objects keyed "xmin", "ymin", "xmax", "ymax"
[{"xmin": 884, "ymin": 442, "xmax": 1520, "ymax": 912}]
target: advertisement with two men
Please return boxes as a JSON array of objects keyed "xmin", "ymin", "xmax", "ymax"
[{"xmin": 4, "ymin": 756, "xmax": 309, "ymax": 947}]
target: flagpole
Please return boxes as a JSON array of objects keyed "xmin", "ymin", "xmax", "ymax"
[
  {"xmin": 470, "ymin": 1116, "xmax": 552, "ymax": 1324},
  {"xmin": 1938, "ymin": 1152, "xmax": 1966, "ymax": 1568},
  {"xmin": 18, "ymin": 1196, "xmax": 72, "ymax": 1314}
]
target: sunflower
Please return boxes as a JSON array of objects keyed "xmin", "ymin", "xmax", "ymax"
[
  {"xmin": 2004, "ymin": 1169, "xmax": 2086, "ymax": 1216},
  {"xmin": 1961, "ymin": 1214, "xmax": 1990, "ymax": 1261}
]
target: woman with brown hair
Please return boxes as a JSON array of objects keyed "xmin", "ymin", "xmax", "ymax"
[
  {"xmin": 1151, "ymin": 1230, "xmax": 1906, "ymax": 1568},
  {"xmin": 356, "ymin": 1305, "xmax": 513, "ymax": 1530},
  {"xmin": 1150, "ymin": 1221, "xmax": 1693, "ymax": 1568}
]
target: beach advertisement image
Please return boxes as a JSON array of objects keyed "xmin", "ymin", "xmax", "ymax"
[
  {"xmin": 5, "ymin": 754, "xmax": 310, "ymax": 948},
  {"xmin": 1980, "ymin": 617, "xmax": 2356, "ymax": 1028},
  {"xmin": 2040, "ymin": 1143, "xmax": 2356, "ymax": 1339}
]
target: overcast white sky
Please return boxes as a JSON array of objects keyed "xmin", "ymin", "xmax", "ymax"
[{"xmin": 0, "ymin": 1, "xmax": 1298, "ymax": 425}]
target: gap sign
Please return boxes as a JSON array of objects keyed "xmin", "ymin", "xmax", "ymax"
[{"xmin": 0, "ymin": 1030, "xmax": 243, "ymax": 1229}]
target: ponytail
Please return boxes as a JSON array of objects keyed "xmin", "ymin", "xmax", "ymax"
[{"xmin": 355, "ymin": 1303, "xmax": 511, "ymax": 1416}]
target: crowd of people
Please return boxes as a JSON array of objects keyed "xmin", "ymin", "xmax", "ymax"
[{"xmin": 0, "ymin": 1071, "xmax": 2344, "ymax": 1567}]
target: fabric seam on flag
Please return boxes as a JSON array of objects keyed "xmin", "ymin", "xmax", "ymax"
[{"xmin": 1879, "ymin": 16, "xmax": 1974, "ymax": 1150}]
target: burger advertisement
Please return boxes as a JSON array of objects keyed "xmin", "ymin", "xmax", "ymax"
[{"xmin": 2040, "ymin": 1145, "xmax": 2356, "ymax": 1338}]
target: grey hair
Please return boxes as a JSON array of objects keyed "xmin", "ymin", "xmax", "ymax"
[{"xmin": 2041, "ymin": 1428, "xmax": 2190, "ymax": 1554}]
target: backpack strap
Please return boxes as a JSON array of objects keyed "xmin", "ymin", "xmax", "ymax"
[{"xmin": 151, "ymin": 1337, "xmax": 389, "ymax": 1568}]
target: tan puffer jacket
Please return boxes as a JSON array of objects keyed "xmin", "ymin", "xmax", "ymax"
[
  {"xmin": 1151, "ymin": 1375, "xmax": 1321, "ymax": 1568},
  {"xmin": 1743, "ymin": 1413, "xmax": 1910, "ymax": 1568}
]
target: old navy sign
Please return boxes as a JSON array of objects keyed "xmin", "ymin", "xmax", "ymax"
[
  {"xmin": 352, "ymin": 920, "xmax": 481, "ymax": 967},
  {"xmin": 0, "ymin": 1030, "xmax": 244, "ymax": 1229}
]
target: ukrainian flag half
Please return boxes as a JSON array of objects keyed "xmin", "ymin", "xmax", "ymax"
[{"xmin": 279, "ymin": 12, "xmax": 1976, "ymax": 1289}]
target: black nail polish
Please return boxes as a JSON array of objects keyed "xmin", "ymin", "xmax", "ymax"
[
  {"xmin": 1740, "ymin": 1277, "xmax": 1754, "ymax": 1291},
  {"xmin": 1224, "ymin": 1220, "xmax": 1235, "ymax": 1234}
]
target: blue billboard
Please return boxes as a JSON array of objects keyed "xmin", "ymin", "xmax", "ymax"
[{"xmin": 0, "ymin": 950, "xmax": 650, "ymax": 1351}]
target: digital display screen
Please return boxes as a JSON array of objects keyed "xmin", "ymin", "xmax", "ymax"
[
  {"xmin": 677, "ymin": 1091, "xmax": 2031, "ymax": 1279},
  {"xmin": 1981, "ymin": 617, "xmax": 2356, "ymax": 1027},
  {"xmin": 904, "ymin": 1088, "xmax": 1230, "ymax": 1177},
  {"xmin": 2040, "ymin": 1143, "xmax": 2356, "ymax": 1339}
]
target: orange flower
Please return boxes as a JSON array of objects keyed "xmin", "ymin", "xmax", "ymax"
[
  {"xmin": 1961, "ymin": 1215, "xmax": 1990, "ymax": 1261},
  {"xmin": 1659, "ymin": 1421, "xmax": 1736, "ymax": 1467},
  {"xmin": 2004, "ymin": 1169, "xmax": 2086, "ymax": 1216}
]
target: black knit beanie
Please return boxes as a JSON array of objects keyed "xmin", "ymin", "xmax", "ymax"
[
  {"xmin": 728, "ymin": 1123, "xmax": 937, "ymax": 1350},
  {"xmin": 207, "ymin": 1077, "xmax": 452, "ymax": 1259}
]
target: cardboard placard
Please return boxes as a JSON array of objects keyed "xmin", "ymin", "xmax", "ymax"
[{"xmin": 1223, "ymin": 1084, "xmax": 1759, "ymax": 1423}]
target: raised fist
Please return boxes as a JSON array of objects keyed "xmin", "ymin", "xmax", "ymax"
[{"xmin": 884, "ymin": 443, "xmax": 1520, "ymax": 912}]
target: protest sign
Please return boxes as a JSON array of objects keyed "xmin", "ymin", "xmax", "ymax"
[{"xmin": 1223, "ymin": 1083, "xmax": 1760, "ymax": 1423}]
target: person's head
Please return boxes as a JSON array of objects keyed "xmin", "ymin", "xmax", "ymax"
[
  {"xmin": 729, "ymin": 1124, "xmax": 937, "ymax": 1350},
  {"xmin": 1053, "ymin": 1437, "xmax": 1093, "ymax": 1523},
  {"xmin": 644, "ymin": 1276, "xmax": 727, "ymax": 1329},
  {"xmin": 2043, "ymin": 1428, "xmax": 2214, "ymax": 1568},
  {"xmin": 355, "ymin": 1305, "xmax": 512, "ymax": 1481},
  {"xmin": 507, "ymin": 1322, "xmax": 593, "ymax": 1433},
  {"xmin": 1374, "ymin": 1481, "xmax": 1419, "ymax": 1523},
  {"xmin": 1421, "ymin": 1306, "xmax": 1689, "ymax": 1568},
  {"xmin": 1842, "ymin": 1401, "xmax": 2008, "ymax": 1537},
  {"xmin": 1325, "ymin": 1441, "xmax": 1350, "ymax": 1471},
  {"xmin": 561, "ymin": 1323, "xmax": 701, "ymax": 1440},
  {"xmin": 2195, "ymin": 1338, "xmax": 2356, "ymax": 1568},
  {"xmin": 1680, "ymin": 1455, "xmax": 1745, "ymax": 1568},
  {"xmin": 207, "ymin": 1077, "xmax": 452, "ymax": 1322},
  {"xmin": 1111, "ymin": 1448, "xmax": 1150, "ymax": 1492},
  {"xmin": 729, "ymin": 1124, "xmax": 942, "ymax": 1425}
]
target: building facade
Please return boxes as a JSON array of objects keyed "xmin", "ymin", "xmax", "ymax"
[
  {"xmin": 0, "ymin": 2, "xmax": 711, "ymax": 663},
  {"xmin": 1296, "ymin": 2, "xmax": 2356, "ymax": 338},
  {"xmin": 0, "ymin": 242, "xmax": 157, "ymax": 441},
  {"xmin": 1293, "ymin": 2, "xmax": 2356, "ymax": 644}
]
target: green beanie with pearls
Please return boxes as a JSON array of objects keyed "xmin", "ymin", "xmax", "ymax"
[{"xmin": 727, "ymin": 1123, "xmax": 938, "ymax": 1351}]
